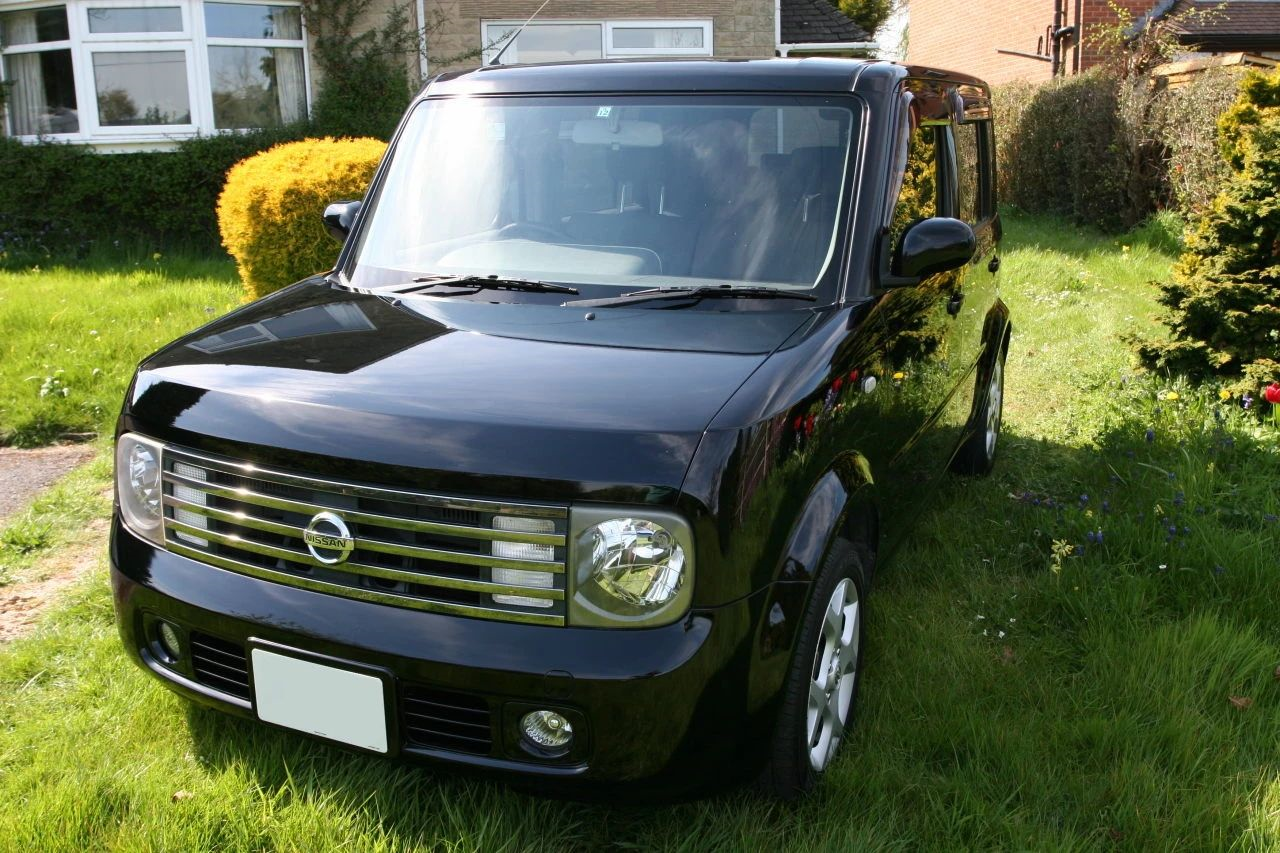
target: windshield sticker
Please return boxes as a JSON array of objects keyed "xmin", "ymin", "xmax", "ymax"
[{"xmin": 596, "ymin": 106, "xmax": 612, "ymax": 118}]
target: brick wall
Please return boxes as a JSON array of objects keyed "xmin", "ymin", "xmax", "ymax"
[
  {"xmin": 907, "ymin": 0, "xmax": 1056, "ymax": 85},
  {"xmin": 905, "ymin": 0, "xmax": 1157, "ymax": 85},
  {"xmin": 421, "ymin": 0, "xmax": 776, "ymax": 75},
  {"xmin": 1077, "ymin": 0, "xmax": 1149, "ymax": 70}
]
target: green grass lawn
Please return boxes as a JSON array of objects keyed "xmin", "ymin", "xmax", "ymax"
[
  {"xmin": 0, "ymin": 257, "xmax": 240, "ymax": 447},
  {"xmin": 1, "ymin": 213, "xmax": 1278, "ymax": 850}
]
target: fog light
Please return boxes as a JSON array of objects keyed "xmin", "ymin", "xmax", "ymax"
[
  {"xmin": 521, "ymin": 709, "xmax": 573, "ymax": 753},
  {"xmin": 157, "ymin": 621, "xmax": 181, "ymax": 661}
]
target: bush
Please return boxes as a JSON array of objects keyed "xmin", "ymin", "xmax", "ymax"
[
  {"xmin": 0, "ymin": 126, "xmax": 309, "ymax": 265},
  {"xmin": 217, "ymin": 137, "xmax": 386, "ymax": 299},
  {"xmin": 991, "ymin": 79, "xmax": 1038, "ymax": 206},
  {"xmin": 1002, "ymin": 71, "xmax": 1141, "ymax": 232},
  {"xmin": 311, "ymin": 55, "xmax": 413, "ymax": 140},
  {"xmin": 1136, "ymin": 69, "xmax": 1280, "ymax": 402},
  {"xmin": 1150, "ymin": 67, "xmax": 1248, "ymax": 217},
  {"xmin": 993, "ymin": 68, "xmax": 1244, "ymax": 231}
]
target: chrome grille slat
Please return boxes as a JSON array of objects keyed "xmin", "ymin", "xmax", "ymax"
[
  {"xmin": 163, "ymin": 497, "xmax": 566, "ymax": 573},
  {"xmin": 163, "ymin": 518, "xmax": 563, "ymax": 600},
  {"xmin": 166, "ymin": 541, "xmax": 564, "ymax": 626},
  {"xmin": 165, "ymin": 446, "xmax": 564, "ymax": 517},
  {"xmin": 162, "ymin": 472, "xmax": 564, "ymax": 546},
  {"xmin": 159, "ymin": 445, "xmax": 567, "ymax": 626}
]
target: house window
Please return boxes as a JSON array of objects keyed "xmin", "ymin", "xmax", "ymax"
[
  {"xmin": 0, "ymin": 6, "xmax": 80, "ymax": 134},
  {"xmin": 482, "ymin": 19, "xmax": 712, "ymax": 65},
  {"xmin": 0, "ymin": 0, "xmax": 308, "ymax": 143}
]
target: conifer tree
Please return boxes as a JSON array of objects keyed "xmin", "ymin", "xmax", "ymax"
[{"xmin": 1137, "ymin": 69, "xmax": 1280, "ymax": 400}]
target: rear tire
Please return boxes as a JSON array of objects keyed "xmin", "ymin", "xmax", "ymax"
[
  {"xmin": 952, "ymin": 344, "xmax": 1007, "ymax": 476},
  {"xmin": 759, "ymin": 539, "xmax": 867, "ymax": 799}
]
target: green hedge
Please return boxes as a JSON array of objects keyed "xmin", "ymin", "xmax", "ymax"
[
  {"xmin": 0, "ymin": 126, "xmax": 309, "ymax": 264},
  {"xmin": 993, "ymin": 69, "xmax": 1247, "ymax": 232}
]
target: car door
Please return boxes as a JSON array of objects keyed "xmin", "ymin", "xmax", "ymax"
[{"xmin": 935, "ymin": 86, "xmax": 1001, "ymax": 457}]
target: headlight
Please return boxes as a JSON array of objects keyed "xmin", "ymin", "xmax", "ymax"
[
  {"xmin": 568, "ymin": 506, "xmax": 693, "ymax": 628},
  {"xmin": 116, "ymin": 432, "xmax": 165, "ymax": 546}
]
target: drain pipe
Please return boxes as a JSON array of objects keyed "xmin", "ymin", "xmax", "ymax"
[
  {"xmin": 416, "ymin": 0, "xmax": 429, "ymax": 80},
  {"xmin": 775, "ymin": 0, "xmax": 782, "ymax": 55}
]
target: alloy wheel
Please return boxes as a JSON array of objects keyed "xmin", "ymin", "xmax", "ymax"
[
  {"xmin": 806, "ymin": 577, "xmax": 860, "ymax": 772},
  {"xmin": 984, "ymin": 359, "xmax": 1004, "ymax": 460}
]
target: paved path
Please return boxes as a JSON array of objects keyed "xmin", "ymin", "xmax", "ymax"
[{"xmin": 0, "ymin": 445, "xmax": 96, "ymax": 524}]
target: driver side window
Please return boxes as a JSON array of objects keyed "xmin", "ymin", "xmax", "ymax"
[{"xmin": 888, "ymin": 123, "xmax": 940, "ymax": 253}]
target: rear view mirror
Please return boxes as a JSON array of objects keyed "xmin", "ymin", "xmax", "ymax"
[
  {"xmin": 895, "ymin": 217, "xmax": 976, "ymax": 279},
  {"xmin": 323, "ymin": 200, "xmax": 362, "ymax": 244},
  {"xmin": 571, "ymin": 119, "xmax": 663, "ymax": 147}
]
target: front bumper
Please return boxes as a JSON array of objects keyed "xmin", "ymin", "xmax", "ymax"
[{"xmin": 110, "ymin": 516, "xmax": 776, "ymax": 795}]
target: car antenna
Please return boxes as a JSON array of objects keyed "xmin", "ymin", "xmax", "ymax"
[{"xmin": 489, "ymin": 0, "xmax": 553, "ymax": 65}]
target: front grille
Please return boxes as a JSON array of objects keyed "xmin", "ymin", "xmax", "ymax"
[
  {"xmin": 401, "ymin": 685, "xmax": 494, "ymax": 755},
  {"xmin": 158, "ymin": 445, "xmax": 568, "ymax": 626},
  {"xmin": 189, "ymin": 631, "xmax": 251, "ymax": 700}
]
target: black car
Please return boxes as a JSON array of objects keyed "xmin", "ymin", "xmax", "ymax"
[{"xmin": 111, "ymin": 57, "xmax": 1008, "ymax": 799}]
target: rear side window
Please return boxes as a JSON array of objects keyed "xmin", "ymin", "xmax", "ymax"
[{"xmin": 951, "ymin": 118, "xmax": 994, "ymax": 224}]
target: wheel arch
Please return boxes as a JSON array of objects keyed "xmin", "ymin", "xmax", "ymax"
[{"xmin": 747, "ymin": 452, "xmax": 878, "ymax": 715}]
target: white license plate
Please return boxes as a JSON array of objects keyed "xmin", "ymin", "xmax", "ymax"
[{"xmin": 250, "ymin": 648, "xmax": 388, "ymax": 753}]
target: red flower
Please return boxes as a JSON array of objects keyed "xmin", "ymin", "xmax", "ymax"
[
  {"xmin": 1265, "ymin": 382, "xmax": 1280, "ymax": 404},
  {"xmin": 805, "ymin": 414, "xmax": 816, "ymax": 434},
  {"xmin": 849, "ymin": 369, "xmax": 860, "ymax": 383},
  {"xmin": 832, "ymin": 377, "xmax": 844, "ymax": 392},
  {"xmin": 792, "ymin": 416, "xmax": 804, "ymax": 432}
]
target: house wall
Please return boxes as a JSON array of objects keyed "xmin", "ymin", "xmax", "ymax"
[
  {"xmin": 905, "ymin": 0, "xmax": 1151, "ymax": 85},
  {"xmin": 907, "ymin": 0, "xmax": 1057, "ymax": 85},
  {"xmin": 421, "ymin": 0, "xmax": 776, "ymax": 75},
  {"xmin": 1076, "ymin": 0, "xmax": 1149, "ymax": 70}
]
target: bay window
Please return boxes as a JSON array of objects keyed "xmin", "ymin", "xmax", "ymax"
[
  {"xmin": 482, "ymin": 19, "xmax": 713, "ymax": 65},
  {"xmin": 0, "ymin": 0, "xmax": 308, "ymax": 144}
]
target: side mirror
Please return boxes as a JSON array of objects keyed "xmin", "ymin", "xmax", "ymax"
[
  {"xmin": 323, "ymin": 200, "xmax": 362, "ymax": 244},
  {"xmin": 895, "ymin": 217, "xmax": 977, "ymax": 279}
]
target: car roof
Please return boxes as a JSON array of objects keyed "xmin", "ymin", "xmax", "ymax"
[{"xmin": 422, "ymin": 57, "xmax": 988, "ymax": 99}]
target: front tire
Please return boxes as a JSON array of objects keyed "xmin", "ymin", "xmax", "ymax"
[{"xmin": 759, "ymin": 540, "xmax": 866, "ymax": 799}]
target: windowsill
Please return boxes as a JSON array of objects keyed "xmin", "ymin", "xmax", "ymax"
[{"xmin": 5, "ymin": 127, "xmax": 285, "ymax": 153}]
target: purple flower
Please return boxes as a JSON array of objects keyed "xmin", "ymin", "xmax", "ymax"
[
  {"xmin": 1214, "ymin": 565, "xmax": 1225, "ymax": 576},
  {"xmin": 1079, "ymin": 494, "xmax": 1089, "ymax": 505},
  {"xmin": 1174, "ymin": 491, "xmax": 1185, "ymax": 507},
  {"xmin": 1243, "ymin": 394, "xmax": 1254, "ymax": 410},
  {"xmin": 1145, "ymin": 428, "xmax": 1155, "ymax": 443}
]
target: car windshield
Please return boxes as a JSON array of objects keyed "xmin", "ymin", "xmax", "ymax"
[{"xmin": 347, "ymin": 94, "xmax": 859, "ymax": 298}]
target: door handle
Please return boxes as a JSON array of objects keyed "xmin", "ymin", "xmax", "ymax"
[
  {"xmin": 988, "ymin": 256, "xmax": 1001, "ymax": 274},
  {"xmin": 947, "ymin": 292, "xmax": 965, "ymax": 316}
]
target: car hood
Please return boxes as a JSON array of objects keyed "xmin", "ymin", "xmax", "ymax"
[{"xmin": 127, "ymin": 281, "xmax": 808, "ymax": 499}]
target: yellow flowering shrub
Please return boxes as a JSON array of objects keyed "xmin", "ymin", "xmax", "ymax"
[{"xmin": 216, "ymin": 137, "xmax": 387, "ymax": 299}]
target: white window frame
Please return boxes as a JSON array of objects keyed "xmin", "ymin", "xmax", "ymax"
[
  {"xmin": 80, "ymin": 0, "xmax": 188, "ymax": 41},
  {"xmin": 199, "ymin": 0, "xmax": 309, "ymax": 132},
  {"xmin": 0, "ymin": 2, "xmax": 82, "ymax": 139},
  {"xmin": 82, "ymin": 40, "xmax": 202, "ymax": 136},
  {"xmin": 605, "ymin": 20, "xmax": 712, "ymax": 57},
  {"xmin": 0, "ymin": 0, "xmax": 309, "ymax": 147},
  {"xmin": 482, "ymin": 18, "xmax": 713, "ymax": 66}
]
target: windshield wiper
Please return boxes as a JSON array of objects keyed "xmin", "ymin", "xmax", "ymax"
[
  {"xmin": 564, "ymin": 285, "xmax": 817, "ymax": 309},
  {"xmin": 391, "ymin": 274, "xmax": 579, "ymax": 296}
]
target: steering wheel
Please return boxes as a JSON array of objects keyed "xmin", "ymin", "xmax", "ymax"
[{"xmin": 496, "ymin": 222, "xmax": 566, "ymax": 241}]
